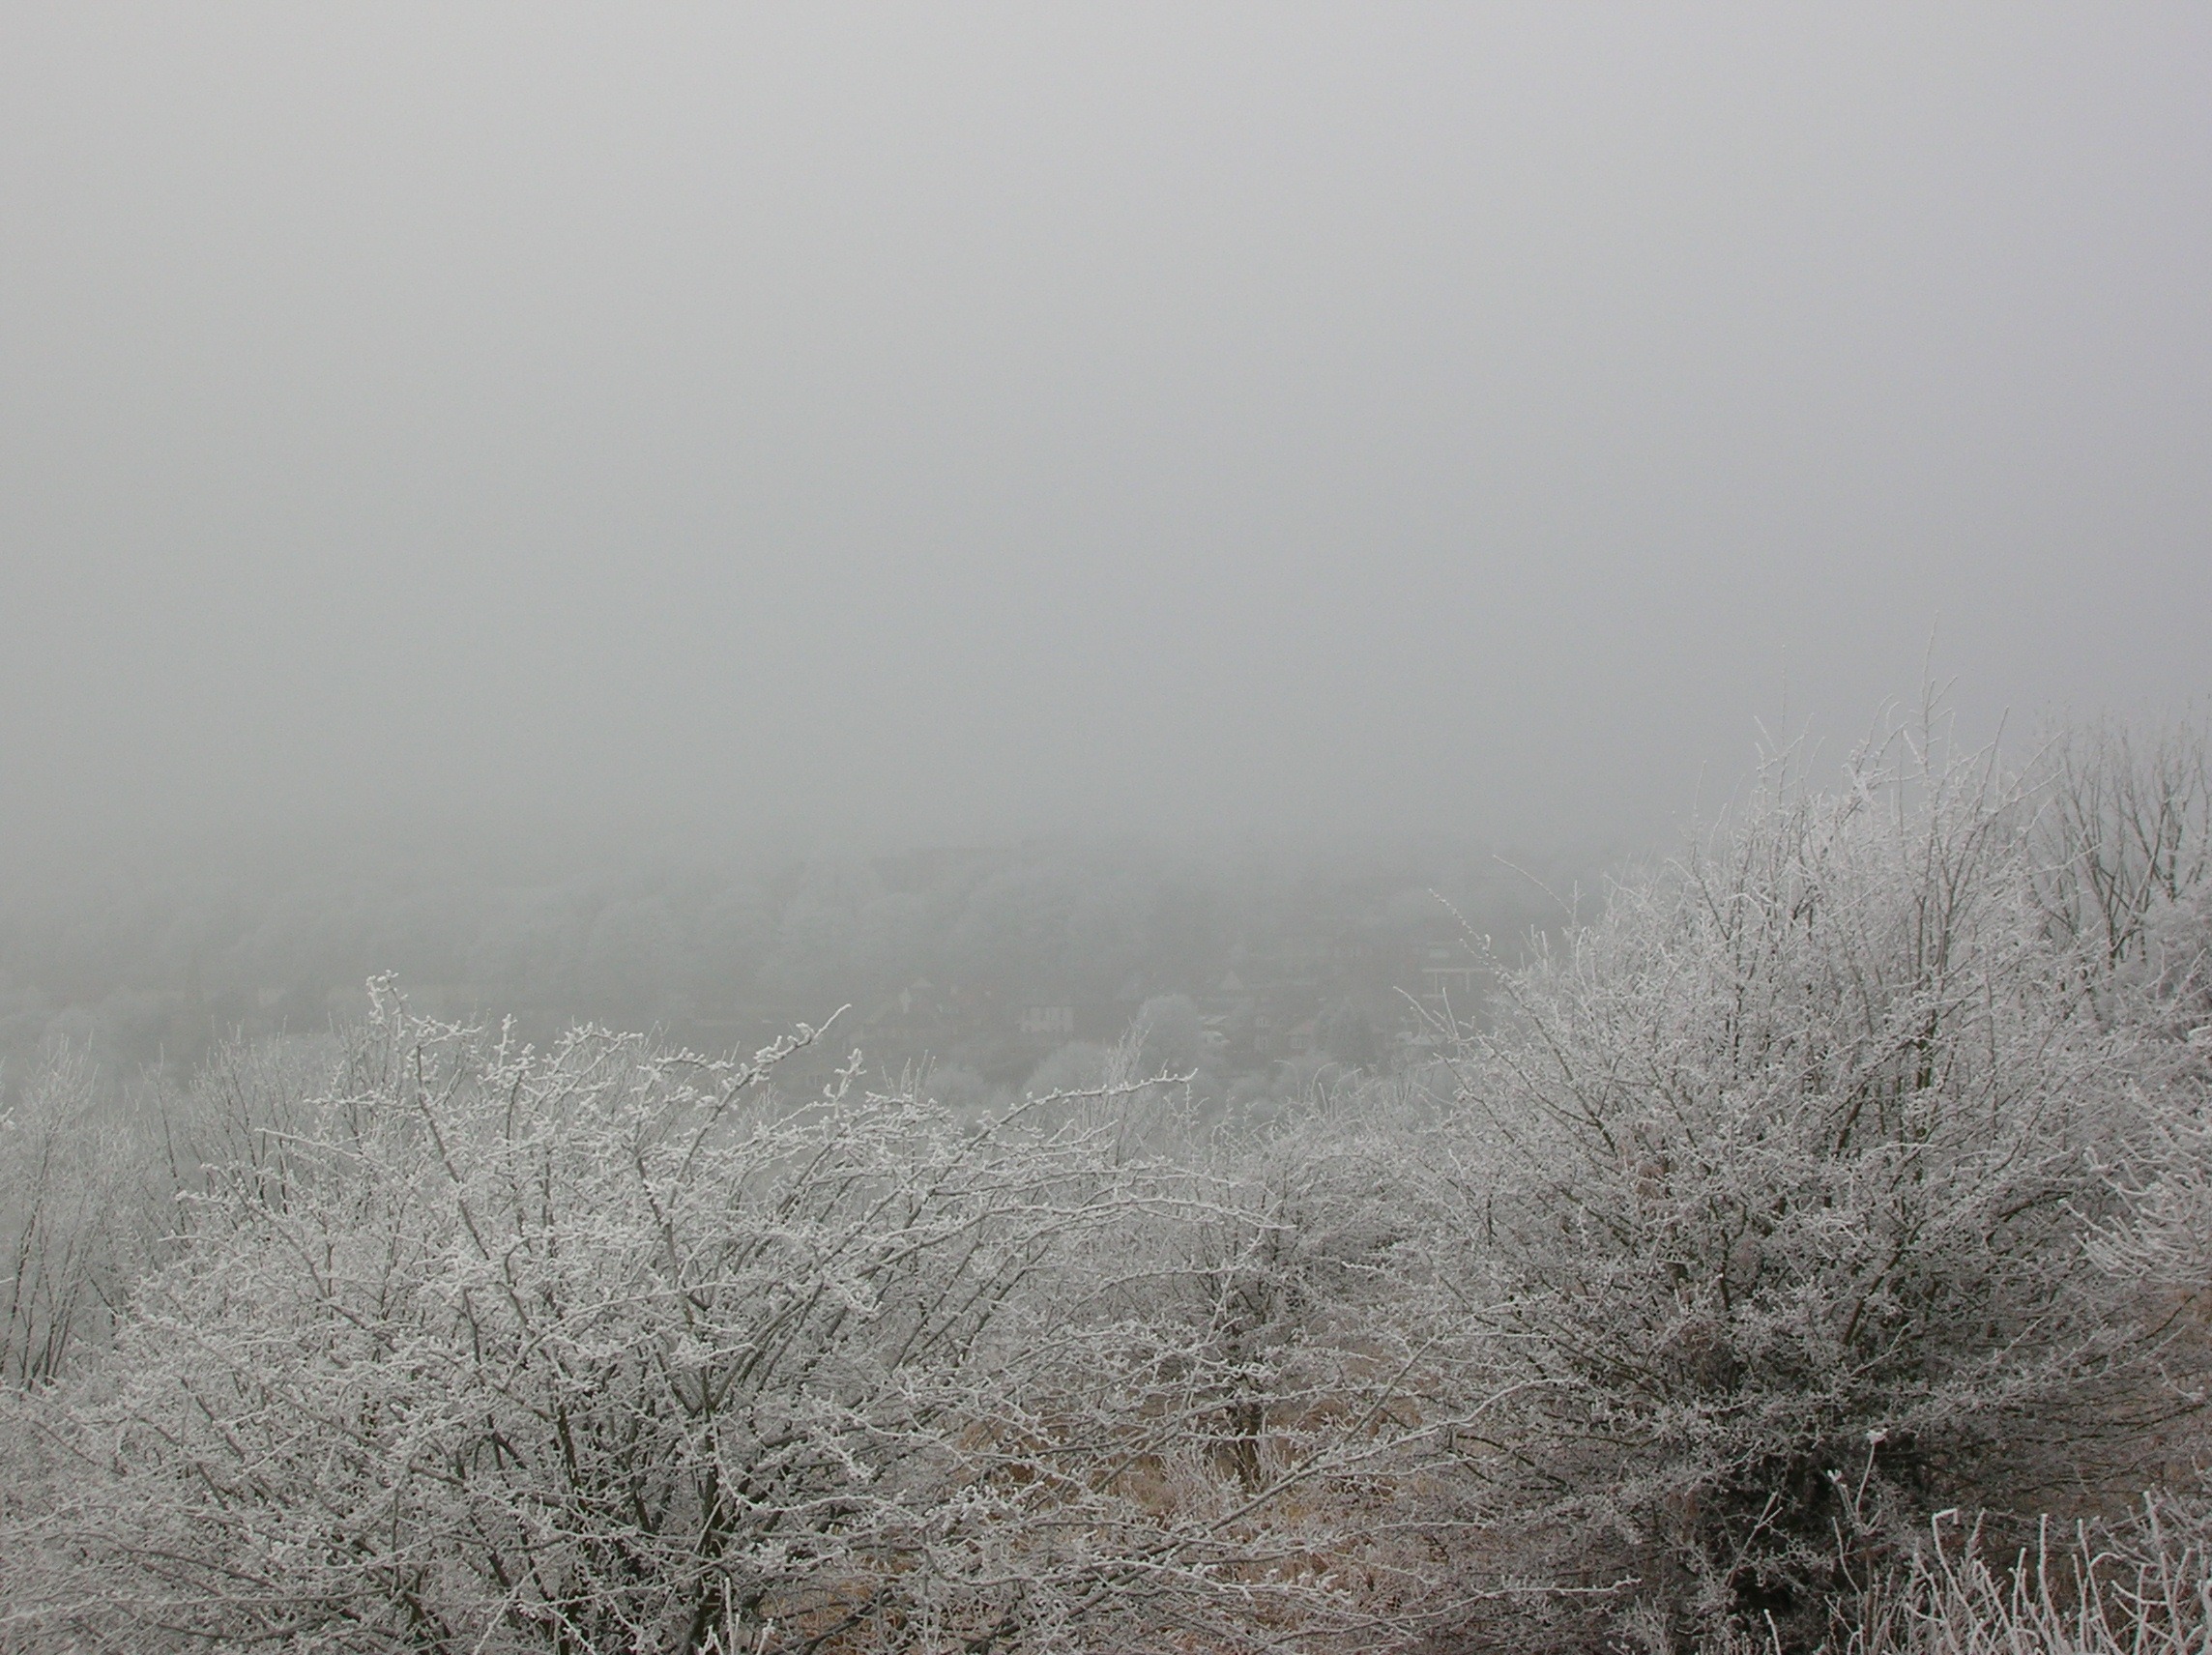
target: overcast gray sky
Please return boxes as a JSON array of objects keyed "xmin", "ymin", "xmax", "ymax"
[{"xmin": 4, "ymin": 5, "xmax": 2207, "ymax": 868}]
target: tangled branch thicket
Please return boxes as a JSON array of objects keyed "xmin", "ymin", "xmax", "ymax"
[{"xmin": 3, "ymin": 711, "xmax": 2209, "ymax": 1653}]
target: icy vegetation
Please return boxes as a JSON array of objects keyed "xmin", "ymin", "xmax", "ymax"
[{"xmin": 3, "ymin": 711, "xmax": 2210, "ymax": 1653}]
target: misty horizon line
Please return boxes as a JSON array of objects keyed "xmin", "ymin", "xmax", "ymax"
[{"xmin": 6, "ymin": 680, "xmax": 2187, "ymax": 888}]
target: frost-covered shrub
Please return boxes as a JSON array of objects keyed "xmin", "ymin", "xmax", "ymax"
[
  {"xmin": 1434, "ymin": 734, "xmax": 2171, "ymax": 1650},
  {"xmin": 2042, "ymin": 718, "xmax": 2212, "ymax": 1425},
  {"xmin": 6, "ymin": 985, "xmax": 1427, "ymax": 1653},
  {"xmin": 0, "ymin": 1043, "xmax": 158, "ymax": 1389},
  {"xmin": 2028, "ymin": 713, "xmax": 2211, "ymax": 997}
]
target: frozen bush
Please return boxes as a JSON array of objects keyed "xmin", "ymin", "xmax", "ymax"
[
  {"xmin": 1432, "ymin": 728, "xmax": 2175, "ymax": 1649},
  {"xmin": 6, "ymin": 984, "xmax": 1432, "ymax": 1653}
]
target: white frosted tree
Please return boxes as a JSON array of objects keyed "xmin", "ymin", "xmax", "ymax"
[
  {"xmin": 7, "ymin": 983, "xmax": 1441, "ymax": 1654},
  {"xmin": 1424, "ymin": 725, "xmax": 2179, "ymax": 1649},
  {"xmin": 0, "ymin": 1043, "xmax": 155, "ymax": 1391}
]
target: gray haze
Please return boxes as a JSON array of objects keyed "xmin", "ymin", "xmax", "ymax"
[{"xmin": 4, "ymin": 6, "xmax": 2208, "ymax": 870}]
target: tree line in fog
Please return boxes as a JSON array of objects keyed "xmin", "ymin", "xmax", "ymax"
[{"xmin": 0, "ymin": 835, "xmax": 1587, "ymax": 1103}]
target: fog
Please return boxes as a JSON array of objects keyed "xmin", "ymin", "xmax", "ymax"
[{"xmin": 4, "ymin": 6, "xmax": 2208, "ymax": 874}]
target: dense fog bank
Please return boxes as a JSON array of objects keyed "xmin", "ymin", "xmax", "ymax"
[{"xmin": 8, "ymin": 9, "xmax": 2208, "ymax": 865}]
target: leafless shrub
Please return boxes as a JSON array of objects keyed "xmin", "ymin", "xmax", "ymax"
[
  {"xmin": 2028, "ymin": 711, "xmax": 2212, "ymax": 998},
  {"xmin": 1425, "ymin": 718, "xmax": 2192, "ymax": 1650},
  {"xmin": 3, "ymin": 982, "xmax": 1441, "ymax": 1653},
  {"xmin": 0, "ymin": 1042, "xmax": 156, "ymax": 1390}
]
